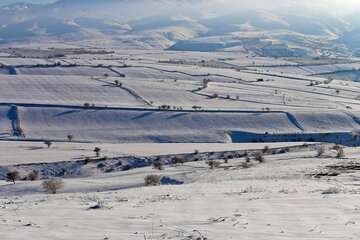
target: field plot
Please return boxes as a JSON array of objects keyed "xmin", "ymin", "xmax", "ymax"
[
  {"xmin": 0, "ymin": 75, "xmax": 145, "ymax": 107},
  {"xmin": 1, "ymin": 48, "xmax": 360, "ymax": 240},
  {"xmin": 16, "ymin": 66, "xmax": 121, "ymax": 77}
]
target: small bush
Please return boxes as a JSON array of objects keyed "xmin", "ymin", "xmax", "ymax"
[
  {"xmin": 245, "ymin": 155, "xmax": 251, "ymax": 163},
  {"xmin": 262, "ymin": 145, "xmax": 269, "ymax": 153},
  {"xmin": 153, "ymin": 161, "xmax": 164, "ymax": 170},
  {"xmin": 27, "ymin": 170, "xmax": 39, "ymax": 181},
  {"xmin": 172, "ymin": 156, "xmax": 186, "ymax": 164},
  {"xmin": 194, "ymin": 149, "xmax": 199, "ymax": 155},
  {"xmin": 145, "ymin": 175, "xmax": 162, "ymax": 186},
  {"xmin": 61, "ymin": 168, "xmax": 67, "ymax": 175},
  {"xmin": 123, "ymin": 164, "xmax": 132, "ymax": 171},
  {"xmin": 242, "ymin": 161, "xmax": 251, "ymax": 169},
  {"xmin": 254, "ymin": 152, "xmax": 265, "ymax": 163},
  {"xmin": 84, "ymin": 157, "xmax": 92, "ymax": 165},
  {"xmin": 335, "ymin": 146, "xmax": 345, "ymax": 159},
  {"xmin": 317, "ymin": 147, "xmax": 325, "ymax": 157},
  {"xmin": 67, "ymin": 135, "xmax": 73, "ymax": 142},
  {"xmin": 44, "ymin": 141, "xmax": 52, "ymax": 148},
  {"xmin": 42, "ymin": 177, "xmax": 64, "ymax": 194},
  {"xmin": 207, "ymin": 160, "xmax": 221, "ymax": 169},
  {"xmin": 6, "ymin": 171, "xmax": 20, "ymax": 184},
  {"xmin": 223, "ymin": 156, "xmax": 228, "ymax": 163},
  {"xmin": 98, "ymin": 163, "xmax": 106, "ymax": 169}
]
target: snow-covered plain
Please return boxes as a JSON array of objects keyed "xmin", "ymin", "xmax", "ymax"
[{"xmin": 1, "ymin": 46, "xmax": 360, "ymax": 239}]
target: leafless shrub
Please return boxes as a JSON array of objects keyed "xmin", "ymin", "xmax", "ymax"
[
  {"xmin": 153, "ymin": 161, "xmax": 164, "ymax": 170},
  {"xmin": 61, "ymin": 168, "xmax": 67, "ymax": 175},
  {"xmin": 84, "ymin": 157, "xmax": 92, "ymax": 165},
  {"xmin": 123, "ymin": 164, "xmax": 132, "ymax": 171},
  {"xmin": 27, "ymin": 170, "xmax": 39, "ymax": 181},
  {"xmin": 317, "ymin": 147, "xmax": 325, "ymax": 157},
  {"xmin": 242, "ymin": 161, "xmax": 251, "ymax": 169},
  {"xmin": 145, "ymin": 175, "xmax": 162, "ymax": 186},
  {"xmin": 254, "ymin": 152, "xmax": 265, "ymax": 163},
  {"xmin": 207, "ymin": 160, "xmax": 221, "ymax": 169},
  {"xmin": 172, "ymin": 157, "xmax": 186, "ymax": 164},
  {"xmin": 334, "ymin": 145, "xmax": 345, "ymax": 158},
  {"xmin": 42, "ymin": 178, "xmax": 64, "ymax": 194},
  {"xmin": 98, "ymin": 163, "xmax": 106, "ymax": 169},
  {"xmin": 262, "ymin": 145, "xmax": 269, "ymax": 153}
]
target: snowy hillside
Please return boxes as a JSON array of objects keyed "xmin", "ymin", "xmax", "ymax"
[{"xmin": 1, "ymin": 1, "xmax": 360, "ymax": 240}]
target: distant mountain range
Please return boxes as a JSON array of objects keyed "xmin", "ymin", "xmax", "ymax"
[{"xmin": 0, "ymin": 0, "xmax": 359, "ymax": 57}]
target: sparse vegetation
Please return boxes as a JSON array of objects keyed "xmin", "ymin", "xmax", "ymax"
[
  {"xmin": 317, "ymin": 147, "xmax": 325, "ymax": 157},
  {"xmin": 262, "ymin": 145, "xmax": 269, "ymax": 153},
  {"xmin": 207, "ymin": 160, "xmax": 221, "ymax": 169},
  {"xmin": 42, "ymin": 177, "xmax": 64, "ymax": 194},
  {"xmin": 84, "ymin": 157, "xmax": 92, "ymax": 165},
  {"xmin": 94, "ymin": 147, "xmax": 101, "ymax": 157},
  {"xmin": 98, "ymin": 163, "xmax": 106, "ymax": 169},
  {"xmin": 172, "ymin": 156, "xmax": 186, "ymax": 164},
  {"xmin": 6, "ymin": 171, "xmax": 20, "ymax": 184},
  {"xmin": 44, "ymin": 141, "xmax": 52, "ymax": 148},
  {"xmin": 61, "ymin": 168, "xmax": 67, "ymax": 175},
  {"xmin": 67, "ymin": 135, "xmax": 73, "ymax": 142},
  {"xmin": 333, "ymin": 144, "xmax": 345, "ymax": 158},
  {"xmin": 27, "ymin": 170, "xmax": 39, "ymax": 181},
  {"xmin": 153, "ymin": 161, "xmax": 164, "ymax": 170},
  {"xmin": 145, "ymin": 175, "xmax": 162, "ymax": 186},
  {"xmin": 254, "ymin": 152, "xmax": 265, "ymax": 163},
  {"xmin": 123, "ymin": 164, "xmax": 132, "ymax": 171}
]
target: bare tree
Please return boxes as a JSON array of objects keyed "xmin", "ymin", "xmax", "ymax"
[
  {"xmin": 44, "ymin": 141, "xmax": 52, "ymax": 148},
  {"xmin": 94, "ymin": 147, "xmax": 101, "ymax": 157},
  {"xmin": 67, "ymin": 135, "xmax": 73, "ymax": 142},
  {"xmin": 7, "ymin": 171, "xmax": 19, "ymax": 184}
]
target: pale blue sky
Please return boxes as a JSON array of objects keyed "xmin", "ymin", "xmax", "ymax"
[{"xmin": 0, "ymin": 0, "xmax": 56, "ymax": 6}]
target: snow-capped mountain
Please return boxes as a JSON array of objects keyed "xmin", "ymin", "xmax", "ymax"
[{"xmin": 0, "ymin": 0, "xmax": 359, "ymax": 56}]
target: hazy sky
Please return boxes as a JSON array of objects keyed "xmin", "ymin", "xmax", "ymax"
[
  {"xmin": 1, "ymin": 0, "xmax": 360, "ymax": 15},
  {"xmin": 0, "ymin": 0, "xmax": 55, "ymax": 6}
]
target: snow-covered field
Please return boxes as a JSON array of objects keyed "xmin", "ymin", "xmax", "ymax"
[
  {"xmin": 1, "ymin": 143, "xmax": 360, "ymax": 239},
  {"xmin": 2, "ymin": 46, "xmax": 360, "ymax": 239}
]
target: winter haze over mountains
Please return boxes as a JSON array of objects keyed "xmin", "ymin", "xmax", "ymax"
[{"xmin": 0, "ymin": 0, "xmax": 360, "ymax": 56}]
